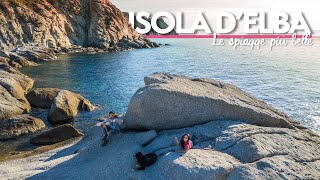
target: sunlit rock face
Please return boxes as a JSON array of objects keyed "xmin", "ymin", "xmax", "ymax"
[{"xmin": 0, "ymin": 0, "xmax": 146, "ymax": 51}]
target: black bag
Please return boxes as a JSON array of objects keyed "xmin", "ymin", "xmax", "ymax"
[{"xmin": 135, "ymin": 152, "xmax": 157, "ymax": 170}]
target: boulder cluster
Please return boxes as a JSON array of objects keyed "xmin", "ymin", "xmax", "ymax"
[
  {"xmin": 0, "ymin": 50, "xmax": 93, "ymax": 144},
  {"xmin": 0, "ymin": 0, "xmax": 161, "ymax": 147}
]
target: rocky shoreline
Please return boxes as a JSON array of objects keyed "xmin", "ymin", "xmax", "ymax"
[
  {"xmin": 0, "ymin": 48, "xmax": 95, "ymax": 159},
  {"xmin": 0, "ymin": 0, "xmax": 163, "ymax": 161},
  {"xmin": 0, "ymin": 40, "xmax": 160, "ymax": 161},
  {"xmin": 0, "ymin": 0, "xmax": 319, "ymax": 179},
  {"xmin": 0, "ymin": 73, "xmax": 319, "ymax": 179}
]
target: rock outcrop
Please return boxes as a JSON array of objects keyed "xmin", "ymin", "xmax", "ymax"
[
  {"xmin": 30, "ymin": 124, "xmax": 83, "ymax": 145},
  {"xmin": 47, "ymin": 90, "xmax": 94, "ymax": 124},
  {"xmin": 8, "ymin": 53, "xmax": 38, "ymax": 68},
  {"xmin": 158, "ymin": 149, "xmax": 240, "ymax": 179},
  {"xmin": 125, "ymin": 73, "xmax": 297, "ymax": 130},
  {"xmin": 1, "ymin": 73, "xmax": 319, "ymax": 179},
  {"xmin": 0, "ymin": 84, "xmax": 26, "ymax": 120},
  {"xmin": 124, "ymin": 73, "xmax": 319, "ymax": 179},
  {"xmin": 13, "ymin": 121, "xmax": 319, "ymax": 179},
  {"xmin": 137, "ymin": 120, "xmax": 320, "ymax": 179},
  {"xmin": 0, "ymin": 70, "xmax": 33, "ymax": 112},
  {"xmin": 0, "ymin": 0, "xmax": 154, "ymax": 51},
  {"xmin": 0, "ymin": 114, "xmax": 45, "ymax": 140},
  {"xmin": 0, "ymin": 63, "xmax": 33, "ymax": 120},
  {"xmin": 26, "ymin": 88, "xmax": 60, "ymax": 108}
]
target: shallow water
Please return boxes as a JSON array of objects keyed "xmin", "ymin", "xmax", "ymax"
[{"xmin": 21, "ymin": 39, "xmax": 320, "ymax": 133}]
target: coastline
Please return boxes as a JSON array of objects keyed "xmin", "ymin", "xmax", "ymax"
[
  {"xmin": 0, "ymin": 41, "xmax": 162, "ymax": 161},
  {"xmin": 1, "ymin": 71, "xmax": 319, "ymax": 179},
  {"xmin": 0, "ymin": 0, "xmax": 320, "ymax": 179}
]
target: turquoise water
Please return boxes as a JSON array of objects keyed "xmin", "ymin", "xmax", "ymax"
[{"xmin": 22, "ymin": 39, "xmax": 320, "ymax": 133}]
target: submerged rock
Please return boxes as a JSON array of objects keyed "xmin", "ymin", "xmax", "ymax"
[
  {"xmin": 125, "ymin": 72, "xmax": 297, "ymax": 130},
  {"xmin": 30, "ymin": 124, "xmax": 83, "ymax": 145},
  {"xmin": 47, "ymin": 90, "xmax": 94, "ymax": 124},
  {"xmin": 26, "ymin": 88, "xmax": 60, "ymax": 109},
  {"xmin": 0, "ymin": 114, "xmax": 45, "ymax": 140}
]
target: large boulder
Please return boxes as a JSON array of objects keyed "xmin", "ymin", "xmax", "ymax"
[
  {"xmin": 0, "ymin": 65, "xmax": 33, "ymax": 120},
  {"xmin": 47, "ymin": 90, "xmax": 94, "ymax": 124},
  {"xmin": 0, "ymin": 69, "xmax": 34, "ymax": 113},
  {"xmin": 0, "ymin": 77, "xmax": 31, "ymax": 111},
  {"xmin": 26, "ymin": 88, "xmax": 60, "ymax": 108},
  {"xmin": 0, "ymin": 68, "xmax": 34, "ymax": 93},
  {"xmin": 124, "ymin": 73, "xmax": 297, "ymax": 130},
  {"xmin": 0, "ymin": 114, "xmax": 45, "ymax": 140},
  {"xmin": 0, "ymin": 85, "xmax": 26, "ymax": 120},
  {"xmin": 30, "ymin": 124, "xmax": 84, "ymax": 145}
]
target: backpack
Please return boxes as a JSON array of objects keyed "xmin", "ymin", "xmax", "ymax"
[{"xmin": 135, "ymin": 152, "xmax": 157, "ymax": 170}]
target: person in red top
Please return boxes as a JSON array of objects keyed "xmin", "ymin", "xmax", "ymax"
[{"xmin": 175, "ymin": 134, "xmax": 193, "ymax": 152}]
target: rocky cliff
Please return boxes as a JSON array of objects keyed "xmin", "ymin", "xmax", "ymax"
[{"xmin": 0, "ymin": 0, "xmax": 153, "ymax": 51}]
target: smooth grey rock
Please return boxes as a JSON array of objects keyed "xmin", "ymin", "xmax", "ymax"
[
  {"xmin": 2, "ymin": 121, "xmax": 319, "ymax": 179},
  {"xmin": 142, "ymin": 121, "xmax": 320, "ymax": 179},
  {"xmin": 158, "ymin": 150, "xmax": 239, "ymax": 180},
  {"xmin": 125, "ymin": 73, "xmax": 297, "ymax": 130},
  {"xmin": 227, "ymin": 156, "xmax": 320, "ymax": 180}
]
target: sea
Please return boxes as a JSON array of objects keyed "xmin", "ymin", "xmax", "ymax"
[{"xmin": 21, "ymin": 38, "xmax": 320, "ymax": 134}]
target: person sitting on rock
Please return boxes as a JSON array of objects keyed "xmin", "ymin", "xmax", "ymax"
[
  {"xmin": 100, "ymin": 111, "xmax": 124, "ymax": 146},
  {"xmin": 174, "ymin": 134, "xmax": 193, "ymax": 152}
]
